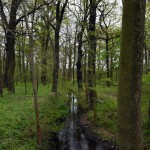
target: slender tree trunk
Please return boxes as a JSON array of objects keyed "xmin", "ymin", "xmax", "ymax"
[
  {"xmin": 0, "ymin": 50, "xmax": 3, "ymax": 97},
  {"xmin": 77, "ymin": 31, "xmax": 83, "ymax": 89},
  {"xmin": 117, "ymin": 0, "xmax": 146, "ymax": 149},
  {"xmin": 73, "ymin": 26, "xmax": 77, "ymax": 86},
  {"xmin": 62, "ymin": 46, "xmax": 67, "ymax": 83},
  {"xmin": 76, "ymin": 1, "xmax": 88, "ymax": 90},
  {"xmin": 52, "ymin": 26, "xmax": 60, "ymax": 94},
  {"xmin": 110, "ymin": 51, "xmax": 114, "ymax": 80},
  {"xmin": 106, "ymin": 37, "xmax": 110, "ymax": 87},
  {"xmin": 22, "ymin": 1, "xmax": 41, "ymax": 145},
  {"xmin": 22, "ymin": 48, "xmax": 27, "ymax": 94},
  {"xmin": 41, "ymin": 50, "xmax": 47, "ymax": 85},
  {"xmin": 41, "ymin": 27, "xmax": 49, "ymax": 85},
  {"xmin": 68, "ymin": 38, "xmax": 72, "ymax": 81},
  {"xmin": 83, "ymin": 49, "xmax": 87, "ymax": 83},
  {"xmin": 87, "ymin": 0, "xmax": 97, "ymax": 111},
  {"xmin": 51, "ymin": 0, "xmax": 68, "ymax": 95},
  {"xmin": 18, "ymin": 49, "xmax": 22, "ymax": 82},
  {"xmin": 21, "ymin": 22, "xmax": 27, "ymax": 94}
]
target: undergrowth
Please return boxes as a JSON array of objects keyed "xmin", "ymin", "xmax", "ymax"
[
  {"xmin": 0, "ymin": 83, "xmax": 69, "ymax": 150},
  {"xmin": 87, "ymin": 73, "xmax": 150, "ymax": 149}
]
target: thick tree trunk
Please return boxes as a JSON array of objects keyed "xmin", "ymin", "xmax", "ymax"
[
  {"xmin": 87, "ymin": 0, "xmax": 97, "ymax": 110},
  {"xmin": 117, "ymin": 0, "xmax": 146, "ymax": 149},
  {"xmin": 5, "ymin": 31, "xmax": 16, "ymax": 93},
  {"xmin": 3, "ymin": 0, "xmax": 22, "ymax": 93}
]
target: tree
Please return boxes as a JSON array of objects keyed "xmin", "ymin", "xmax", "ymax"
[
  {"xmin": 117, "ymin": 0, "xmax": 146, "ymax": 149},
  {"xmin": 0, "ymin": 0, "xmax": 22, "ymax": 93},
  {"xmin": 51, "ymin": 0, "xmax": 68, "ymax": 95},
  {"xmin": 87, "ymin": 0, "xmax": 97, "ymax": 111},
  {"xmin": 76, "ymin": 0, "xmax": 88, "ymax": 90},
  {"xmin": 0, "ymin": 49, "xmax": 3, "ymax": 97},
  {"xmin": 98, "ymin": 0, "xmax": 120, "ymax": 86},
  {"xmin": 145, "ymin": 2, "xmax": 150, "ymax": 71},
  {"xmin": 22, "ymin": 1, "xmax": 42, "ymax": 145}
]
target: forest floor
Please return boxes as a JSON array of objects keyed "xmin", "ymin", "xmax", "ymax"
[
  {"xmin": 0, "ymin": 83, "xmax": 69, "ymax": 150},
  {"xmin": 85, "ymin": 73, "xmax": 150, "ymax": 149},
  {"xmin": 0, "ymin": 73, "xmax": 150, "ymax": 150}
]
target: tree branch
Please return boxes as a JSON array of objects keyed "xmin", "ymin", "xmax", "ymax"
[{"xmin": 16, "ymin": 1, "xmax": 53, "ymax": 25}]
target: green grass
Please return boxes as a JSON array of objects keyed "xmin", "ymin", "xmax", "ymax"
[
  {"xmin": 87, "ymin": 73, "xmax": 150, "ymax": 148},
  {"xmin": 0, "ymin": 83, "xmax": 69, "ymax": 150}
]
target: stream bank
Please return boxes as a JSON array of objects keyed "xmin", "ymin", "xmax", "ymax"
[{"xmin": 49, "ymin": 94, "xmax": 118, "ymax": 150}]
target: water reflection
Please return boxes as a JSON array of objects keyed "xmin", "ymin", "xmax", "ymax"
[{"xmin": 58, "ymin": 94, "xmax": 105, "ymax": 150}]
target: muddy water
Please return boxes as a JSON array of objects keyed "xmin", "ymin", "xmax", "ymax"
[{"xmin": 57, "ymin": 94, "xmax": 106, "ymax": 150}]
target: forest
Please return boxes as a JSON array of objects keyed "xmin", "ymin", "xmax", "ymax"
[{"xmin": 0, "ymin": 0, "xmax": 150, "ymax": 150}]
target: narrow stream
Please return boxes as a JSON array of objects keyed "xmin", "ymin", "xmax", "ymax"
[{"xmin": 57, "ymin": 94, "xmax": 106, "ymax": 150}]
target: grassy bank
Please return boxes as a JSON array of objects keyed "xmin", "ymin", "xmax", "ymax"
[
  {"xmin": 87, "ymin": 73, "xmax": 150, "ymax": 149},
  {"xmin": 0, "ymin": 83, "xmax": 69, "ymax": 150}
]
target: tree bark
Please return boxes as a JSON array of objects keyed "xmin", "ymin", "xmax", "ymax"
[
  {"xmin": 3, "ymin": 0, "xmax": 22, "ymax": 93},
  {"xmin": 51, "ymin": 0, "xmax": 68, "ymax": 95},
  {"xmin": 105, "ymin": 36, "xmax": 110, "ymax": 86},
  {"xmin": 22, "ymin": 1, "xmax": 42, "ymax": 145},
  {"xmin": 41, "ymin": 24, "xmax": 49, "ymax": 85},
  {"xmin": 67, "ymin": 35, "xmax": 72, "ymax": 81},
  {"xmin": 87, "ymin": 0, "xmax": 97, "ymax": 110},
  {"xmin": 0, "ymin": 50, "xmax": 3, "ymax": 97},
  {"xmin": 76, "ymin": 1, "xmax": 88, "ymax": 90},
  {"xmin": 117, "ymin": 1, "xmax": 146, "ymax": 149}
]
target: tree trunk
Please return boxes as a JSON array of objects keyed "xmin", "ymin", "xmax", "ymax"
[
  {"xmin": 117, "ymin": 0, "xmax": 146, "ymax": 149},
  {"xmin": 52, "ymin": 26, "xmax": 60, "ymax": 94},
  {"xmin": 77, "ymin": 31, "xmax": 83, "ymax": 89},
  {"xmin": 67, "ymin": 38, "xmax": 72, "ymax": 81},
  {"xmin": 51, "ymin": 0, "xmax": 68, "ymax": 95},
  {"xmin": 22, "ymin": 1, "xmax": 42, "ymax": 145},
  {"xmin": 83, "ymin": 49, "xmax": 87, "ymax": 83},
  {"xmin": 3, "ymin": 0, "xmax": 22, "ymax": 93},
  {"xmin": 73, "ymin": 26, "xmax": 77, "ymax": 86},
  {"xmin": 0, "ymin": 50, "xmax": 3, "ymax": 97},
  {"xmin": 106, "ymin": 37, "xmax": 110, "ymax": 87},
  {"xmin": 18, "ymin": 49, "xmax": 22, "ymax": 82},
  {"xmin": 87, "ymin": 0, "xmax": 97, "ymax": 111},
  {"xmin": 41, "ymin": 49, "xmax": 47, "ymax": 85},
  {"xmin": 41, "ymin": 27, "xmax": 49, "ymax": 85},
  {"xmin": 62, "ymin": 46, "xmax": 67, "ymax": 83},
  {"xmin": 22, "ymin": 48, "xmax": 27, "ymax": 94}
]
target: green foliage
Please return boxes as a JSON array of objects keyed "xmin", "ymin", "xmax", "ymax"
[
  {"xmin": 88, "ymin": 100, "xmax": 117, "ymax": 133},
  {"xmin": 0, "ymin": 92, "xmax": 36, "ymax": 150},
  {"xmin": 141, "ymin": 73, "xmax": 150, "ymax": 149},
  {"xmin": 0, "ymin": 83, "xmax": 69, "ymax": 150}
]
